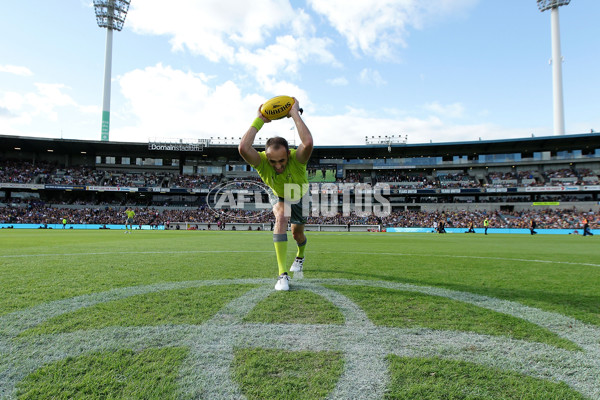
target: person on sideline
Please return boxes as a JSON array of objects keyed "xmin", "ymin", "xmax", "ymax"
[
  {"xmin": 483, "ymin": 217, "xmax": 490, "ymax": 235},
  {"xmin": 125, "ymin": 208, "xmax": 135, "ymax": 233},
  {"xmin": 583, "ymin": 217, "xmax": 594, "ymax": 236},
  {"xmin": 238, "ymin": 98, "xmax": 313, "ymax": 291},
  {"xmin": 530, "ymin": 219, "xmax": 538, "ymax": 235},
  {"xmin": 465, "ymin": 221, "xmax": 475, "ymax": 233}
]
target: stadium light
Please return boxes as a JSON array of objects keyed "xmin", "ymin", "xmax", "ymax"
[
  {"xmin": 537, "ymin": 0, "xmax": 570, "ymax": 136},
  {"xmin": 94, "ymin": 0, "xmax": 131, "ymax": 141},
  {"xmin": 94, "ymin": 0, "xmax": 131, "ymax": 31},
  {"xmin": 537, "ymin": 0, "xmax": 570, "ymax": 12},
  {"xmin": 365, "ymin": 134, "xmax": 407, "ymax": 145}
]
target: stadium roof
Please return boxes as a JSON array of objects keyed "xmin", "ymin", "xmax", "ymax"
[
  {"xmin": 1, "ymin": 133, "xmax": 599, "ymax": 161},
  {"xmin": 312, "ymin": 133, "xmax": 600, "ymax": 159}
]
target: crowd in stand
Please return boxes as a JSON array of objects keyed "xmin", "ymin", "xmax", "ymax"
[
  {"xmin": 103, "ymin": 172, "xmax": 164, "ymax": 188},
  {"xmin": 545, "ymin": 168, "xmax": 577, "ymax": 179},
  {"xmin": 42, "ymin": 167, "xmax": 103, "ymax": 186},
  {"xmin": 543, "ymin": 168, "xmax": 600, "ymax": 185},
  {"xmin": 0, "ymin": 161, "xmax": 51, "ymax": 184},
  {"xmin": 375, "ymin": 172, "xmax": 429, "ymax": 184},
  {"xmin": 1, "ymin": 160, "xmax": 598, "ymax": 230},
  {"xmin": 2, "ymin": 160, "xmax": 599, "ymax": 189},
  {"xmin": 488, "ymin": 171, "xmax": 516, "ymax": 180},
  {"xmin": 169, "ymin": 174, "xmax": 220, "ymax": 189},
  {"xmin": 0, "ymin": 201, "xmax": 595, "ymax": 231},
  {"xmin": 437, "ymin": 173, "xmax": 480, "ymax": 188},
  {"xmin": 338, "ymin": 172, "xmax": 362, "ymax": 183},
  {"xmin": 578, "ymin": 168, "xmax": 599, "ymax": 179}
]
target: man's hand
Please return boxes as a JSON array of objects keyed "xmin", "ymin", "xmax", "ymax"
[
  {"xmin": 257, "ymin": 105, "xmax": 271, "ymax": 123},
  {"xmin": 287, "ymin": 97, "xmax": 300, "ymax": 119},
  {"xmin": 289, "ymin": 97, "xmax": 313, "ymax": 164}
]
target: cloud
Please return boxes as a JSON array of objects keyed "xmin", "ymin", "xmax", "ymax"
[
  {"xmin": 0, "ymin": 82, "xmax": 97, "ymax": 140},
  {"xmin": 0, "ymin": 65, "xmax": 33, "ymax": 77},
  {"xmin": 110, "ymin": 63, "xmax": 540, "ymax": 147},
  {"xmin": 0, "ymin": 106, "xmax": 15, "ymax": 118},
  {"xmin": 0, "ymin": 82, "xmax": 94, "ymax": 138},
  {"xmin": 310, "ymin": 111, "xmax": 533, "ymax": 146},
  {"xmin": 127, "ymin": 1, "xmax": 338, "ymax": 97},
  {"xmin": 236, "ymin": 35, "xmax": 337, "ymax": 88},
  {"xmin": 114, "ymin": 63, "xmax": 266, "ymax": 142},
  {"xmin": 423, "ymin": 101, "xmax": 465, "ymax": 119},
  {"xmin": 307, "ymin": 0, "xmax": 477, "ymax": 59},
  {"xmin": 238, "ymin": 35, "xmax": 338, "ymax": 99},
  {"xmin": 128, "ymin": 0, "xmax": 297, "ymax": 63},
  {"xmin": 0, "ymin": 62, "xmax": 543, "ymax": 146},
  {"xmin": 0, "ymin": 84, "xmax": 80, "ymax": 123},
  {"xmin": 327, "ymin": 77, "xmax": 349, "ymax": 86},
  {"xmin": 111, "ymin": 64, "xmax": 320, "ymax": 144},
  {"xmin": 359, "ymin": 68, "xmax": 386, "ymax": 87},
  {"xmin": 25, "ymin": 84, "xmax": 80, "ymax": 122}
]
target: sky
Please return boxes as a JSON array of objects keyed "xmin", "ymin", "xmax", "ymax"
[{"xmin": 0, "ymin": 0, "xmax": 598, "ymax": 147}]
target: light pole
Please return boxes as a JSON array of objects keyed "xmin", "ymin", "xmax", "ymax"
[
  {"xmin": 94, "ymin": 0, "xmax": 131, "ymax": 141},
  {"xmin": 537, "ymin": 0, "xmax": 570, "ymax": 136}
]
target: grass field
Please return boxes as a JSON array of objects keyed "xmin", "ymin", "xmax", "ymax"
[{"xmin": 0, "ymin": 230, "xmax": 598, "ymax": 399}]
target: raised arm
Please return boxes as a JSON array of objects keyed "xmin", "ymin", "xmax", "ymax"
[
  {"xmin": 289, "ymin": 98, "xmax": 313, "ymax": 164},
  {"xmin": 238, "ymin": 106, "xmax": 270, "ymax": 167}
]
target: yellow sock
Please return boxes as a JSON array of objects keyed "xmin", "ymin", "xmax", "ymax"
[
  {"xmin": 273, "ymin": 234, "xmax": 288, "ymax": 275},
  {"xmin": 296, "ymin": 238, "xmax": 307, "ymax": 258}
]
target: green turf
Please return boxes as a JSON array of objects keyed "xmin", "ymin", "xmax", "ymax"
[
  {"xmin": 0, "ymin": 230, "xmax": 597, "ymax": 325},
  {"xmin": 16, "ymin": 347, "xmax": 188, "ymax": 400},
  {"xmin": 232, "ymin": 348, "xmax": 344, "ymax": 400},
  {"xmin": 243, "ymin": 290, "xmax": 345, "ymax": 325},
  {"xmin": 22, "ymin": 284, "xmax": 258, "ymax": 336},
  {"xmin": 385, "ymin": 356, "xmax": 586, "ymax": 399},
  {"xmin": 1, "ymin": 230, "xmax": 598, "ymax": 399}
]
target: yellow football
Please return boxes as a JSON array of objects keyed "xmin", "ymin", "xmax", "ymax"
[{"xmin": 260, "ymin": 95, "xmax": 295, "ymax": 120}]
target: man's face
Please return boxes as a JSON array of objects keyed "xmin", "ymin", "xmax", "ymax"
[{"xmin": 265, "ymin": 146, "xmax": 289, "ymax": 174}]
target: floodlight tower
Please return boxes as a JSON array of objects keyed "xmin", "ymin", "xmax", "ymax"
[
  {"xmin": 94, "ymin": 0, "xmax": 131, "ymax": 141},
  {"xmin": 537, "ymin": 0, "xmax": 570, "ymax": 136}
]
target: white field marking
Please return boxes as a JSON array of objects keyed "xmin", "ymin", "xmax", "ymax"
[
  {"xmin": 335, "ymin": 252, "xmax": 600, "ymax": 268},
  {"xmin": 1, "ymin": 249, "xmax": 599, "ymax": 269},
  {"xmin": 0, "ymin": 279, "xmax": 599, "ymax": 399}
]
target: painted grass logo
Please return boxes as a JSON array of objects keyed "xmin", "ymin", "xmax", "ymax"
[{"xmin": 0, "ymin": 279, "xmax": 599, "ymax": 399}]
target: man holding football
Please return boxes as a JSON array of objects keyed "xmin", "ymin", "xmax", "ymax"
[{"xmin": 238, "ymin": 98, "xmax": 313, "ymax": 291}]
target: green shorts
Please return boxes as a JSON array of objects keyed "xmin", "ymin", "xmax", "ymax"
[{"xmin": 278, "ymin": 197, "xmax": 308, "ymax": 225}]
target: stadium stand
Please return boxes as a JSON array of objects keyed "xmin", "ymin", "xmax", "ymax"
[{"xmin": 1, "ymin": 133, "xmax": 599, "ymax": 232}]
